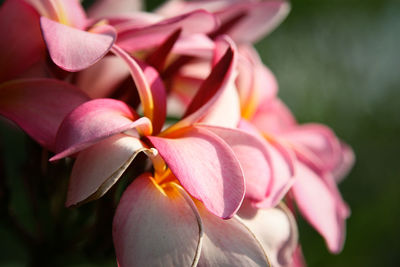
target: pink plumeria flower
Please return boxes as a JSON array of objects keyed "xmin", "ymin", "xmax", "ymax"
[
  {"xmin": 236, "ymin": 45, "xmax": 354, "ymax": 253},
  {"xmin": 46, "ymin": 39, "xmax": 272, "ymax": 221}
]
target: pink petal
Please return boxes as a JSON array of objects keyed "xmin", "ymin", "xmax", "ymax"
[
  {"xmin": 88, "ymin": 0, "xmax": 143, "ymax": 19},
  {"xmin": 215, "ymin": 0, "xmax": 290, "ymax": 43},
  {"xmin": 164, "ymin": 37, "xmax": 237, "ymax": 134},
  {"xmin": 283, "ymin": 123, "xmax": 342, "ymax": 172},
  {"xmin": 239, "ymin": 202, "xmax": 298, "ymax": 267},
  {"xmin": 0, "ymin": 78, "xmax": 89, "ymax": 151},
  {"xmin": 198, "ymin": 125, "xmax": 273, "ymax": 202},
  {"xmin": 291, "ymin": 161, "xmax": 348, "ymax": 253},
  {"xmin": 251, "ymin": 98, "xmax": 296, "ymax": 134},
  {"xmin": 111, "ymin": 45, "xmax": 166, "ymax": 134},
  {"xmin": 333, "ymin": 142, "xmax": 355, "ymax": 183},
  {"xmin": 52, "ymin": 98, "xmax": 152, "ymax": 160},
  {"xmin": 66, "ymin": 134, "xmax": 146, "ymax": 206},
  {"xmin": 116, "ymin": 10, "xmax": 218, "ymax": 52},
  {"xmin": 238, "ymin": 120, "xmax": 295, "ymax": 207},
  {"xmin": 148, "ymin": 126, "xmax": 245, "ymax": 219},
  {"xmin": 172, "ymin": 34, "xmax": 215, "ymax": 58},
  {"xmin": 196, "ymin": 203, "xmax": 270, "ymax": 266},
  {"xmin": 40, "ymin": 17, "xmax": 116, "ymax": 71},
  {"xmin": 0, "ymin": 0, "xmax": 45, "ymax": 82},
  {"xmin": 237, "ymin": 45, "xmax": 278, "ymax": 119},
  {"xmin": 113, "ymin": 174, "xmax": 202, "ymax": 267}
]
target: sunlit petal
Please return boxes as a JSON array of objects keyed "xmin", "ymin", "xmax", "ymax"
[{"xmin": 113, "ymin": 174, "xmax": 203, "ymax": 267}]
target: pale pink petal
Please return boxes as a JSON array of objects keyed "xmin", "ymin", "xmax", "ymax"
[
  {"xmin": 113, "ymin": 175, "xmax": 202, "ymax": 267},
  {"xmin": 0, "ymin": 0, "xmax": 45, "ymax": 82},
  {"xmin": 198, "ymin": 125, "xmax": 273, "ymax": 202},
  {"xmin": 239, "ymin": 202, "xmax": 298, "ymax": 267},
  {"xmin": 111, "ymin": 45, "xmax": 166, "ymax": 134},
  {"xmin": 215, "ymin": 0, "xmax": 290, "ymax": 43},
  {"xmin": 88, "ymin": 0, "xmax": 143, "ymax": 19},
  {"xmin": 40, "ymin": 17, "xmax": 116, "ymax": 71},
  {"xmin": 238, "ymin": 120, "xmax": 295, "ymax": 207},
  {"xmin": 333, "ymin": 142, "xmax": 355, "ymax": 183},
  {"xmin": 116, "ymin": 10, "xmax": 218, "ymax": 52},
  {"xmin": 67, "ymin": 134, "xmax": 146, "ymax": 206},
  {"xmin": 52, "ymin": 99, "xmax": 152, "ymax": 160},
  {"xmin": 251, "ymin": 98, "xmax": 296, "ymax": 134},
  {"xmin": 283, "ymin": 124, "xmax": 342, "ymax": 172},
  {"xmin": 172, "ymin": 34, "xmax": 215, "ymax": 58},
  {"xmin": 0, "ymin": 78, "xmax": 89, "ymax": 151},
  {"xmin": 148, "ymin": 126, "xmax": 245, "ymax": 219},
  {"xmin": 237, "ymin": 45, "xmax": 278, "ymax": 119},
  {"xmin": 57, "ymin": 0, "xmax": 87, "ymax": 29},
  {"xmin": 291, "ymin": 161, "xmax": 348, "ymax": 253},
  {"xmin": 196, "ymin": 203, "xmax": 270, "ymax": 267}
]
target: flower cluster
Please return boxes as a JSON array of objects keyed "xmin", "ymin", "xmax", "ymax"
[{"xmin": 0, "ymin": 0, "xmax": 354, "ymax": 266}]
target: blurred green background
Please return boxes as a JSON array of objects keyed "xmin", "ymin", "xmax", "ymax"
[{"xmin": 1, "ymin": 0, "xmax": 399, "ymax": 266}]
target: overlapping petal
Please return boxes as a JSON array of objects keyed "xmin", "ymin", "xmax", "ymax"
[
  {"xmin": 40, "ymin": 17, "xmax": 116, "ymax": 71},
  {"xmin": 110, "ymin": 45, "xmax": 167, "ymax": 134},
  {"xmin": 238, "ymin": 120, "xmax": 295, "ymax": 206},
  {"xmin": 66, "ymin": 134, "xmax": 147, "ymax": 206},
  {"xmin": 239, "ymin": 202, "xmax": 298, "ymax": 267},
  {"xmin": 196, "ymin": 203, "xmax": 270, "ymax": 267},
  {"xmin": 52, "ymin": 98, "xmax": 152, "ymax": 160},
  {"xmin": 0, "ymin": 79, "xmax": 89, "ymax": 151},
  {"xmin": 291, "ymin": 161, "xmax": 348, "ymax": 253},
  {"xmin": 148, "ymin": 126, "xmax": 245, "ymax": 219},
  {"xmin": 116, "ymin": 10, "xmax": 218, "ymax": 52},
  {"xmin": 198, "ymin": 125, "xmax": 273, "ymax": 202},
  {"xmin": 113, "ymin": 174, "xmax": 203, "ymax": 267}
]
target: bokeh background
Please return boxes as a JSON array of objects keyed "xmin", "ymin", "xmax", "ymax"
[{"xmin": 1, "ymin": 0, "xmax": 399, "ymax": 266}]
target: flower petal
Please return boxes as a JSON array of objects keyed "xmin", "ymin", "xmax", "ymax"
[
  {"xmin": 113, "ymin": 174, "xmax": 203, "ymax": 267},
  {"xmin": 148, "ymin": 126, "xmax": 245, "ymax": 219},
  {"xmin": 76, "ymin": 55, "xmax": 131, "ymax": 99},
  {"xmin": 238, "ymin": 120, "xmax": 295, "ymax": 207},
  {"xmin": 239, "ymin": 202, "xmax": 298, "ymax": 267},
  {"xmin": 52, "ymin": 98, "xmax": 152, "ymax": 160},
  {"xmin": 215, "ymin": 0, "xmax": 291, "ymax": 43},
  {"xmin": 237, "ymin": 45, "xmax": 278, "ymax": 119},
  {"xmin": 0, "ymin": 0, "xmax": 45, "ymax": 82},
  {"xmin": 88, "ymin": 0, "xmax": 143, "ymax": 19},
  {"xmin": 291, "ymin": 161, "xmax": 348, "ymax": 253},
  {"xmin": 198, "ymin": 125, "xmax": 273, "ymax": 202},
  {"xmin": 116, "ymin": 10, "xmax": 218, "ymax": 52},
  {"xmin": 40, "ymin": 17, "xmax": 116, "ymax": 71},
  {"xmin": 333, "ymin": 142, "xmax": 355, "ymax": 183},
  {"xmin": 67, "ymin": 134, "xmax": 146, "ymax": 206},
  {"xmin": 251, "ymin": 98, "xmax": 296, "ymax": 134},
  {"xmin": 196, "ymin": 203, "xmax": 270, "ymax": 267},
  {"xmin": 111, "ymin": 45, "xmax": 166, "ymax": 134},
  {"xmin": 164, "ymin": 37, "xmax": 238, "ymax": 134},
  {"xmin": 283, "ymin": 123, "xmax": 342, "ymax": 172},
  {"xmin": 0, "ymin": 78, "xmax": 89, "ymax": 151}
]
